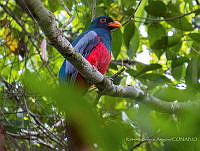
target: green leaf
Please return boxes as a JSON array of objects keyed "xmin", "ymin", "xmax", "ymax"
[
  {"xmin": 186, "ymin": 56, "xmax": 199, "ymax": 86},
  {"xmin": 139, "ymin": 73, "xmax": 171, "ymax": 83},
  {"xmin": 124, "ymin": 8, "xmax": 135, "ymax": 16},
  {"xmin": 152, "ymin": 36, "xmax": 168, "ymax": 49},
  {"xmin": 109, "ymin": 63, "xmax": 118, "ymax": 70},
  {"xmin": 193, "ymin": 16, "xmax": 200, "ymax": 27},
  {"xmin": 188, "ymin": 33, "xmax": 200, "ymax": 43},
  {"xmin": 166, "ymin": 50, "xmax": 177, "ymax": 60},
  {"xmin": 112, "ymin": 29, "xmax": 122, "ymax": 59},
  {"xmin": 172, "ymin": 65, "xmax": 183, "ymax": 81},
  {"xmin": 136, "ymin": 63, "xmax": 162, "ymax": 76},
  {"xmin": 48, "ymin": 0, "xmax": 60, "ymax": 12},
  {"xmin": 191, "ymin": 42, "xmax": 200, "ymax": 55},
  {"xmin": 154, "ymin": 49, "xmax": 165, "ymax": 59},
  {"xmin": 145, "ymin": 1, "xmax": 167, "ymax": 17},
  {"xmin": 128, "ymin": 27, "xmax": 140, "ymax": 58},
  {"xmin": 153, "ymin": 87, "xmax": 197, "ymax": 102},
  {"xmin": 123, "ymin": 22, "xmax": 140, "ymax": 58},
  {"xmin": 135, "ymin": 0, "xmax": 148, "ymax": 17},
  {"xmin": 96, "ymin": 6, "xmax": 106, "ymax": 16},
  {"xmin": 166, "ymin": 42, "xmax": 182, "ymax": 60},
  {"xmin": 123, "ymin": 21, "xmax": 135, "ymax": 49},
  {"xmin": 168, "ymin": 33, "xmax": 182, "ymax": 47},
  {"xmin": 126, "ymin": 69, "xmax": 137, "ymax": 77},
  {"xmin": 121, "ymin": 0, "xmax": 136, "ymax": 9},
  {"xmin": 171, "ymin": 57, "xmax": 189, "ymax": 68},
  {"xmin": 148, "ymin": 23, "xmax": 168, "ymax": 50},
  {"xmin": 165, "ymin": 3, "xmax": 193, "ymax": 31}
]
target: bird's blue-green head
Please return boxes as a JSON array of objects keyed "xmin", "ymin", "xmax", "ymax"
[{"xmin": 89, "ymin": 16, "xmax": 122, "ymax": 31}]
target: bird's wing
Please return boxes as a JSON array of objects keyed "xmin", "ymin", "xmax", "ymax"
[{"xmin": 59, "ymin": 31, "xmax": 100, "ymax": 83}]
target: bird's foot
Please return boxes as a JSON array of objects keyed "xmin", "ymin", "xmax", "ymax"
[
  {"xmin": 92, "ymin": 65, "xmax": 98, "ymax": 72},
  {"xmin": 105, "ymin": 76, "xmax": 114, "ymax": 82}
]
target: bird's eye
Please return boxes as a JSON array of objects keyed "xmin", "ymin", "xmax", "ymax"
[{"xmin": 100, "ymin": 18, "xmax": 106, "ymax": 23}]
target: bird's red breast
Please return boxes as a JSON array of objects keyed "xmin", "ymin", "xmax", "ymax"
[{"xmin": 76, "ymin": 42, "xmax": 111, "ymax": 86}]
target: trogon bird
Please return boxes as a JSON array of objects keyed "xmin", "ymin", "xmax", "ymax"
[{"xmin": 59, "ymin": 16, "xmax": 122, "ymax": 86}]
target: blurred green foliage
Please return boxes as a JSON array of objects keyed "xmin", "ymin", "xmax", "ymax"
[{"xmin": 0, "ymin": 0, "xmax": 200, "ymax": 150}]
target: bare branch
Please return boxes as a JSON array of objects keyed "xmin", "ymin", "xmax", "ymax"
[
  {"xmin": 22, "ymin": 99, "xmax": 67, "ymax": 147},
  {"xmin": 111, "ymin": 67, "xmax": 126, "ymax": 80},
  {"xmin": 0, "ymin": 77, "xmax": 65, "ymax": 149},
  {"xmin": 134, "ymin": 9, "xmax": 199, "ymax": 22},
  {"xmin": 37, "ymin": 139, "xmax": 57, "ymax": 149},
  {"xmin": 124, "ymin": 7, "xmax": 200, "ymax": 25},
  {"xmin": 60, "ymin": 0, "xmax": 72, "ymax": 16},
  {"xmin": 91, "ymin": 0, "xmax": 96, "ymax": 21},
  {"xmin": 129, "ymin": 140, "xmax": 147, "ymax": 151},
  {"xmin": 60, "ymin": 0, "xmax": 74, "ymax": 30},
  {"xmin": 195, "ymin": 0, "xmax": 199, "ymax": 5},
  {"xmin": 111, "ymin": 59, "xmax": 144, "ymax": 66},
  {"xmin": 122, "ymin": 0, "xmax": 143, "ymax": 26},
  {"xmin": 111, "ymin": 59, "xmax": 146, "ymax": 69},
  {"xmin": 7, "ymin": 132, "xmax": 56, "ymax": 150}
]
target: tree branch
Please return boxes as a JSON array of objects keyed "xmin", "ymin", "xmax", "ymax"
[
  {"xmin": 111, "ymin": 67, "xmax": 126, "ymax": 79},
  {"xmin": 134, "ymin": 9, "xmax": 200, "ymax": 22},
  {"xmin": 195, "ymin": 0, "xmax": 200, "ymax": 5},
  {"xmin": 0, "ymin": 125, "xmax": 6, "ymax": 151},
  {"xmin": 60, "ymin": 0, "xmax": 74, "ymax": 30},
  {"xmin": 7, "ymin": 132, "xmax": 56, "ymax": 149},
  {"xmin": 91, "ymin": 0, "xmax": 96, "ymax": 21},
  {"xmin": 18, "ymin": 0, "xmax": 200, "ymax": 114},
  {"xmin": 111, "ymin": 59, "xmax": 145, "ymax": 67}
]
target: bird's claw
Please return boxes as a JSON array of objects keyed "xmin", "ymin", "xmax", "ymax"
[
  {"xmin": 105, "ymin": 76, "xmax": 114, "ymax": 82},
  {"xmin": 92, "ymin": 65, "xmax": 98, "ymax": 72}
]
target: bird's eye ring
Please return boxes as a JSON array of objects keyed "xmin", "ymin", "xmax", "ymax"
[{"xmin": 100, "ymin": 18, "xmax": 106, "ymax": 23}]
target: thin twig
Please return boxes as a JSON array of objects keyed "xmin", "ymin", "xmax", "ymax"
[
  {"xmin": 134, "ymin": 9, "xmax": 199, "ymax": 22},
  {"xmin": 124, "ymin": 8, "xmax": 200, "ymax": 25},
  {"xmin": 23, "ymin": 99, "xmax": 66, "ymax": 147},
  {"xmin": 111, "ymin": 67, "xmax": 126, "ymax": 80},
  {"xmin": 185, "ymin": 38, "xmax": 200, "ymax": 55},
  {"xmin": 91, "ymin": 0, "xmax": 96, "ymax": 21},
  {"xmin": 195, "ymin": 0, "xmax": 200, "ymax": 5},
  {"xmin": 129, "ymin": 132, "xmax": 161, "ymax": 151},
  {"xmin": 129, "ymin": 140, "xmax": 147, "ymax": 151},
  {"xmin": 60, "ymin": 0, "xmax": 74, "ymax": 30},
  {"xmin": 111, "ymin": 60, "xmax": 145, "ymax": 66},
  {"xmin": 7, "ymin": 133, "xmax": 56, "ymax": 150},
  {"xmin": 0, "ymin": 111, "xmax": 25, "ymax": 115},
  {"xmin": 122, "ymin": 0, "xmax": 143, "ymax": 26},
  {"xmin": 1, "ymin": 78, "xmax": 66, "ymax": 150}
]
